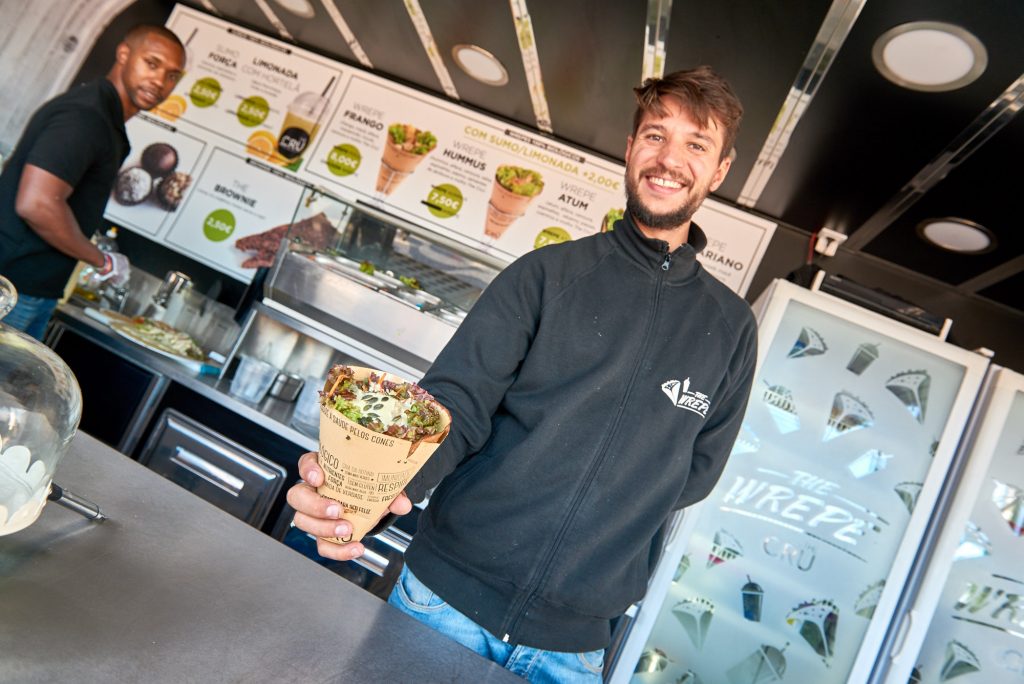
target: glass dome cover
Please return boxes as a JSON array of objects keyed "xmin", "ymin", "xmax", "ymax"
[{"xmin": 0, "ymin": 275, "xmax": 82, "ymax": 534}]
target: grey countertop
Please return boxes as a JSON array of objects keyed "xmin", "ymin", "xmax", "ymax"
[{"xmin": 0, "ymin": 432, "xmax": 520, "ymax": 683}]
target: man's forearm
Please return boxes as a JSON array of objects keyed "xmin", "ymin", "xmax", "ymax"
[{"xmin": 16, "ymin": 198, "xmax": 105, "ymax": 267}]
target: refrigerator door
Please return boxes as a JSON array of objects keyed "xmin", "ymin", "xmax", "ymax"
[
  {"xmin": 610, "ymin": 279, "xmax": 989, "ymax": 684},
  {"xmin": 884, "ymin": 368, "xmax": 1024, "ymax": 684}
]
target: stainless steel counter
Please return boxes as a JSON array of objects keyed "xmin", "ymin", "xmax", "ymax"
[
  {"xmin": 0, "ymin": 432, "xmax": 520, "ymax": 683},
  {"xmin": 48, "ymin": 303, "xmax": 317, "ymax": 454}
]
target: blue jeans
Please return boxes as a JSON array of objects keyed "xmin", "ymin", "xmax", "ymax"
[
  {"xmin": 388, "ymin": 565, "xmax": 604, "ymax": 683},
  {"xmin": 3, "ymin": 293, "xmax": 57, "ymax": 340}
]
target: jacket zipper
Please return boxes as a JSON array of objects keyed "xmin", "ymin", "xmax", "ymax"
[{"xmin": 499, "ymin": 255, "xmax": 670, "ymax": 643}]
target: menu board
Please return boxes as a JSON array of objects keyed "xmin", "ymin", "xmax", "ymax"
[{"xmin": 104, "ymin": 4, "xmax": 775, "ymax": 290}]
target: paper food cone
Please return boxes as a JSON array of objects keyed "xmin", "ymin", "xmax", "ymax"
[
  {"xmin": 317, "ymin": 366, "xmax": 451, "ymax": 543},
  {"xmin": 485, "ymin": 179, "xmax": 536, "ymax": 238},
  {"xmin": 376, "ymin": 140, "xmax": 428, "ymax": 195}
]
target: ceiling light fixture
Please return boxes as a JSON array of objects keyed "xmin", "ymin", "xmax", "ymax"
[
  {"xmin": 272, "ymin": 0, "xmax": 315, "ymax": 20},
  {"xmin": 873, "ymin": 21, "xmax": 986, "ymax": 92},
  {"xmin": 917, "ymin": 218, "xmax": 996, "ymax": 254},
  {"xmin": 451, "ymin": 44, "xmax": 509, "ymax": 86}
]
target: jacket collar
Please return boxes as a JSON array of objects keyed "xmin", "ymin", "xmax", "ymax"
[{"xmin": 611, "ymin": 211, "xmax": 706, "ymax": 281}]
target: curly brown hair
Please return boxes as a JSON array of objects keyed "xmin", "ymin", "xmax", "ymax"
[{"xmin": 632, "ymin": 66, "xmax": 743, "ymax": 162}]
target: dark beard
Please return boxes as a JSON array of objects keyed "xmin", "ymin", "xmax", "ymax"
[{"xmin": 625, "ymin": 171, "xmax": 704, "ymax": 230}]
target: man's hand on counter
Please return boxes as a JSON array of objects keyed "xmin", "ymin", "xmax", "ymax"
[{"xmin": 286, "ymin": 451, "xmax": 413, "ymax": 561}]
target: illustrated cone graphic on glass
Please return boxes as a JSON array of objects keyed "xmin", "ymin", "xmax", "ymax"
[
  {"xmin": 726, "ymin": 643, "xmax": 788, "ymax": 684},
  {"xmin": 634, "ymin": 648, "xmax": 671, "ymax": 674},
  {"xmin": 885, "ymin": 369, "xmax": 931, "ymax": 423},
  {"xmin": 762, "ymin": 382, "xmax": 800, "ymax": 434},
  {"xmin": 375, "ymin": 123, "xmax": 437, "ymax": 195},
  {"xmin": 787, "ymin": 599, "xmax": 838, "ymax": 666},
  {"xmin": 940, "ymin": 640, "xmax": 980, "ymax": 681},
  {"xmin": 707, "ymin": 528, "xmax": 743, "ymax": 568},
  {"xmin": 854, "ymin": 580, "xmax": 885, "ymax": 618},
  {"xmin": 317, "ymin": 365, "xmax": 450, "ymax": 543},
  {"xmin": 673, "ymin": 597, "xmax": 714, "ymax": 650},
  {"xmin": 823, "ymin": 390, "xmax": 873, "ymax": 442},
  {"xmin": 484, "ymin": 165, "xmax": 544, "ymax": 239},
  {"xmin": 992, "ymin": 480, "xmax": 1024, "ymax": 535}
]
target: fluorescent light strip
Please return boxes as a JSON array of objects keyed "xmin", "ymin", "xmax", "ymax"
[
  {"xmin": 846, "ymin": 72, "xmax": 1024, "ymax": 250},
  {"xmin": 319, "ymin": 0, "xmax": 373, "ymax": 68},
  {"xmin": 508, "ymin": 0, "xmax": 552, "ymax": 132},
  {"xmin": 254, "ymin": 0, "xmax": 295, "ymax": 41},
  {"xmin": 642, "ymin": 0, "xmax": 672, "ymax": 82},
  {"xmin": 403, "ymin": 0, "xmax": 459, "ymax": 99},
  {"xmin": 198, "ymin": 0, "xmax": 222, "ymax": 16},
  {"xmin": 737, "ymin": 0, "xmax": 865, "ymax": 207}
]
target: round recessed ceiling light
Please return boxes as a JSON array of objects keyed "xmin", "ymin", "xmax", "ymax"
[
  {"xmin": 272, "ymin": 0, "xmax": 315, "ymax": 20},
  {"xmin": 452, "ymin": 44, "xmax": 509, "ymax": 86},
  {"xmin": 917, "ymin": 218, "xmax": 996, "ymax": 254},
  {"xmin": 873, "ymin": 21, "xmax": 987, "ymax": 92}
]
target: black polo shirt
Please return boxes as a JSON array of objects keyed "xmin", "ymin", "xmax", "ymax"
[{"xmin": 0, "ymin": 79, "xmax": 129, "ymax": 298}]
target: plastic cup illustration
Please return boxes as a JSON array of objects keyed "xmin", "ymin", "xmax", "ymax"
[
  {"xmin": 823, "ymin": 390, "xmax": 873, "ymax": 442},
  {"xmin": 484, "ymin": 165, "xmax": 544, "ymax": 239},
  {"xmin": 787, "ymin": 326, "xmax": 827, "ymax": 358},
  {"xmin": 992, "ymin": 480, "xmax": 1024, "ymax": 536},
  {"xmin": 846, "ymin": 342, "xmax": 879, "ymax": 375},
  {"xmin": 885, "ymin": 369, "xmax": 931, "ymax": 424},
  {"xmin": 634, "ymin": 648, "xmax": 670, "ymax": 674},
  {"xmin": 741, "ymin": 575, "xmax": 764, "ymax": 621},
  {"xmin": 673, "ymin": 598, "xmax": 714, "ymax": 650},
  {"xmin": 786, "ymin": 599, "xmax": 838, "ymax": 666},
  {"xmin": 953, "ymin": 521, "xmax": 991, "ymax": 561},
  {"xmin": 317, "ymin": 365, "xmax": 451, "ymax": 543},
  {"xmin": 725, "ymin": 643, "xmax": 788, "ymax": 684},
  {"xmin": 847, "ymin": 449, "xmax": 893, "ymax": 478},
  {"xmin": 375, "ymin": 123, "xmax": 437, "ymax": 195},
  {"xmin": 940, "ymin": 639, "xmax": 980, "ymax": 681},
  {"xmin": 708, "ymin": 528, "xmax": 743, "ymax": 568},
  {"xmin": 762, "ymin": 382, "xmax": 800, "ymax": 434},
  {"xmin": 854, "ymin": 580, "xmax": 885, "ymax": 618},
  {"xmin": 894, "ymin": 481, "xmax": 923, "ymax": 514},
  {"xmin": 277, "ymin": 77, "xmax": 334, "ymax": 162}
]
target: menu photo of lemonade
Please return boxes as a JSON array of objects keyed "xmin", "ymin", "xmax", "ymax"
[{"xmin": 244, "ymin": 77, "xmax": 335, "ymax": 171}]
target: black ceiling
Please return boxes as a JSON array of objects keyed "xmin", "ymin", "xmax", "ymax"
[{"xmin": 180, "ymin": 0, "xmax": 1023, "ymax": 316}]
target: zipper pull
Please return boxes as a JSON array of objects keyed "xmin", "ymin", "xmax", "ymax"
[{"xmin": 661, "ymin": 253, "xmax": 672, "ymax": 271}]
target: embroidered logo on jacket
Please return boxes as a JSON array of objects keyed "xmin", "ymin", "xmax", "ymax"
[{"xmin": 661, "ymin": 378, "xmax": 711, "ymax": 418}]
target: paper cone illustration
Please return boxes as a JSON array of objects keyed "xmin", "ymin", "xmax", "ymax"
[
  {"xmin": 909, "ymin": 666, "xmax": 922, "ymax": 683},
  {"xmin": 854, "ymin": 580, "xmax": 885, "ymax": 618},
  {"xmin": 676, "ymin": 670, "xmax": 703, "ymax": 684},
  {"xmin": 317, "ymin": 365, "xmax": 451, "ymax": 543},
  {"xmin": 940, "ymin": 640, "xmax": 980, "ymax": 680},
  {"xmin": 731, "ymin": 423, "xmax": 761, "ymax": 456},
  {"xmin": 707, "ymin": 528, "xmax": 743, "ymax": 568},
  {"xmin": 484, "ymin": 165, "xmax": 544, "ymax": 238},
  {"xmin": 895, "ymin": 481, "xmax": 923, "ymax": 513},
  {"xmin": 673, "ymin": 553, "xmax": 691, "ymax": 583},
  {"xmin": 634, "ymin": 648, "xmax": 670, "ymax": 674},
  {"xmin": 787, "ymin": 326, "xmax": 827, "ymax": 358},
  {"xmin": 848, "ymin": 449, "xmax": 893, "ymax": 478},
  {"xmin": 953, "ymin": 521, "xmax": 991, "ymax": 561},
  {"xmin": 673, "ymin": 598, "xmax": 715, "ymax": 650},
  {"xmin": 846, "ymin": 342, "xmax": 879, "ymax": 375},
  {"xmin": 762, "ymin": 382, "xmax": 800, "ymax": 434},
  {"xmin": 992, "ymin": 480, "xmax": 1024, "ymax": 536},
  {"xmin": 787, "ymin": 599, "xmax": 838, "ymax": 666},
  {"xmin": 823, "ymin": 390, "xmax": 873, "ymax": 442},
  {"xmin": 741, "ymin": 575, "xmax": 764, "ymax": 621},
  {"xmin": 726, "ymin": 643, "xmax": 788, "ymax": 684},
  {"xmin": 376, "ymin": 123, "xmax": 437, "ymax": 195},
  {"xmin": 886, "ymin": 370, "xmax": 931, "ymax": 423}
]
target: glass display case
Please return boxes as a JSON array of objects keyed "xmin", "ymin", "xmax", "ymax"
[
  {"xmin": 881, "ymin": 367, "xmax": 1024, "ymax": 684},
  {"xmin": 227, "ymin": 187, "xmax": 504, "ymax": 389},
  {"xmin": 609, "ymin": 278, "xmax": 990, "ymax": 684}
]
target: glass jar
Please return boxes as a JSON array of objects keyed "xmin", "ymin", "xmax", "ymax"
[{"xmin": 0, "ymin": 275, "xmax": 83, "ymax": 534}]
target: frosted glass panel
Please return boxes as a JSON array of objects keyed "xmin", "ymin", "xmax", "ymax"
[
  {"xmin": 912, "ymin": 389, "xmax": 1024, "ymax": 684},
  {"xmin": 630, "ymin": 299, "xmax": 967, "ymax": 683}
]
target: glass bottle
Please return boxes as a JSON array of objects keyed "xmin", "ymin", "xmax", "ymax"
[{"xmin": 0, "ymin": 275, "xmax": 83, "ymax": 534}]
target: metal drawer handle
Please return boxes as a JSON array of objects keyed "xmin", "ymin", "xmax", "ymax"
[{"xmin": 170, "ymin": 447, "xmax": 245, "ymax": 496}]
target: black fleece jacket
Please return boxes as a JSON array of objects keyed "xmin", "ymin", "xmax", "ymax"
[{"xmin": 403, "ymin": 213, "xmax": 758, "ymax": 652}]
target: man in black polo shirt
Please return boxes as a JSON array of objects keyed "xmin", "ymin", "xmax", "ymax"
[{"xmin": 0, "ymin": 25, "xmax": 185, "ymax": 339}]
